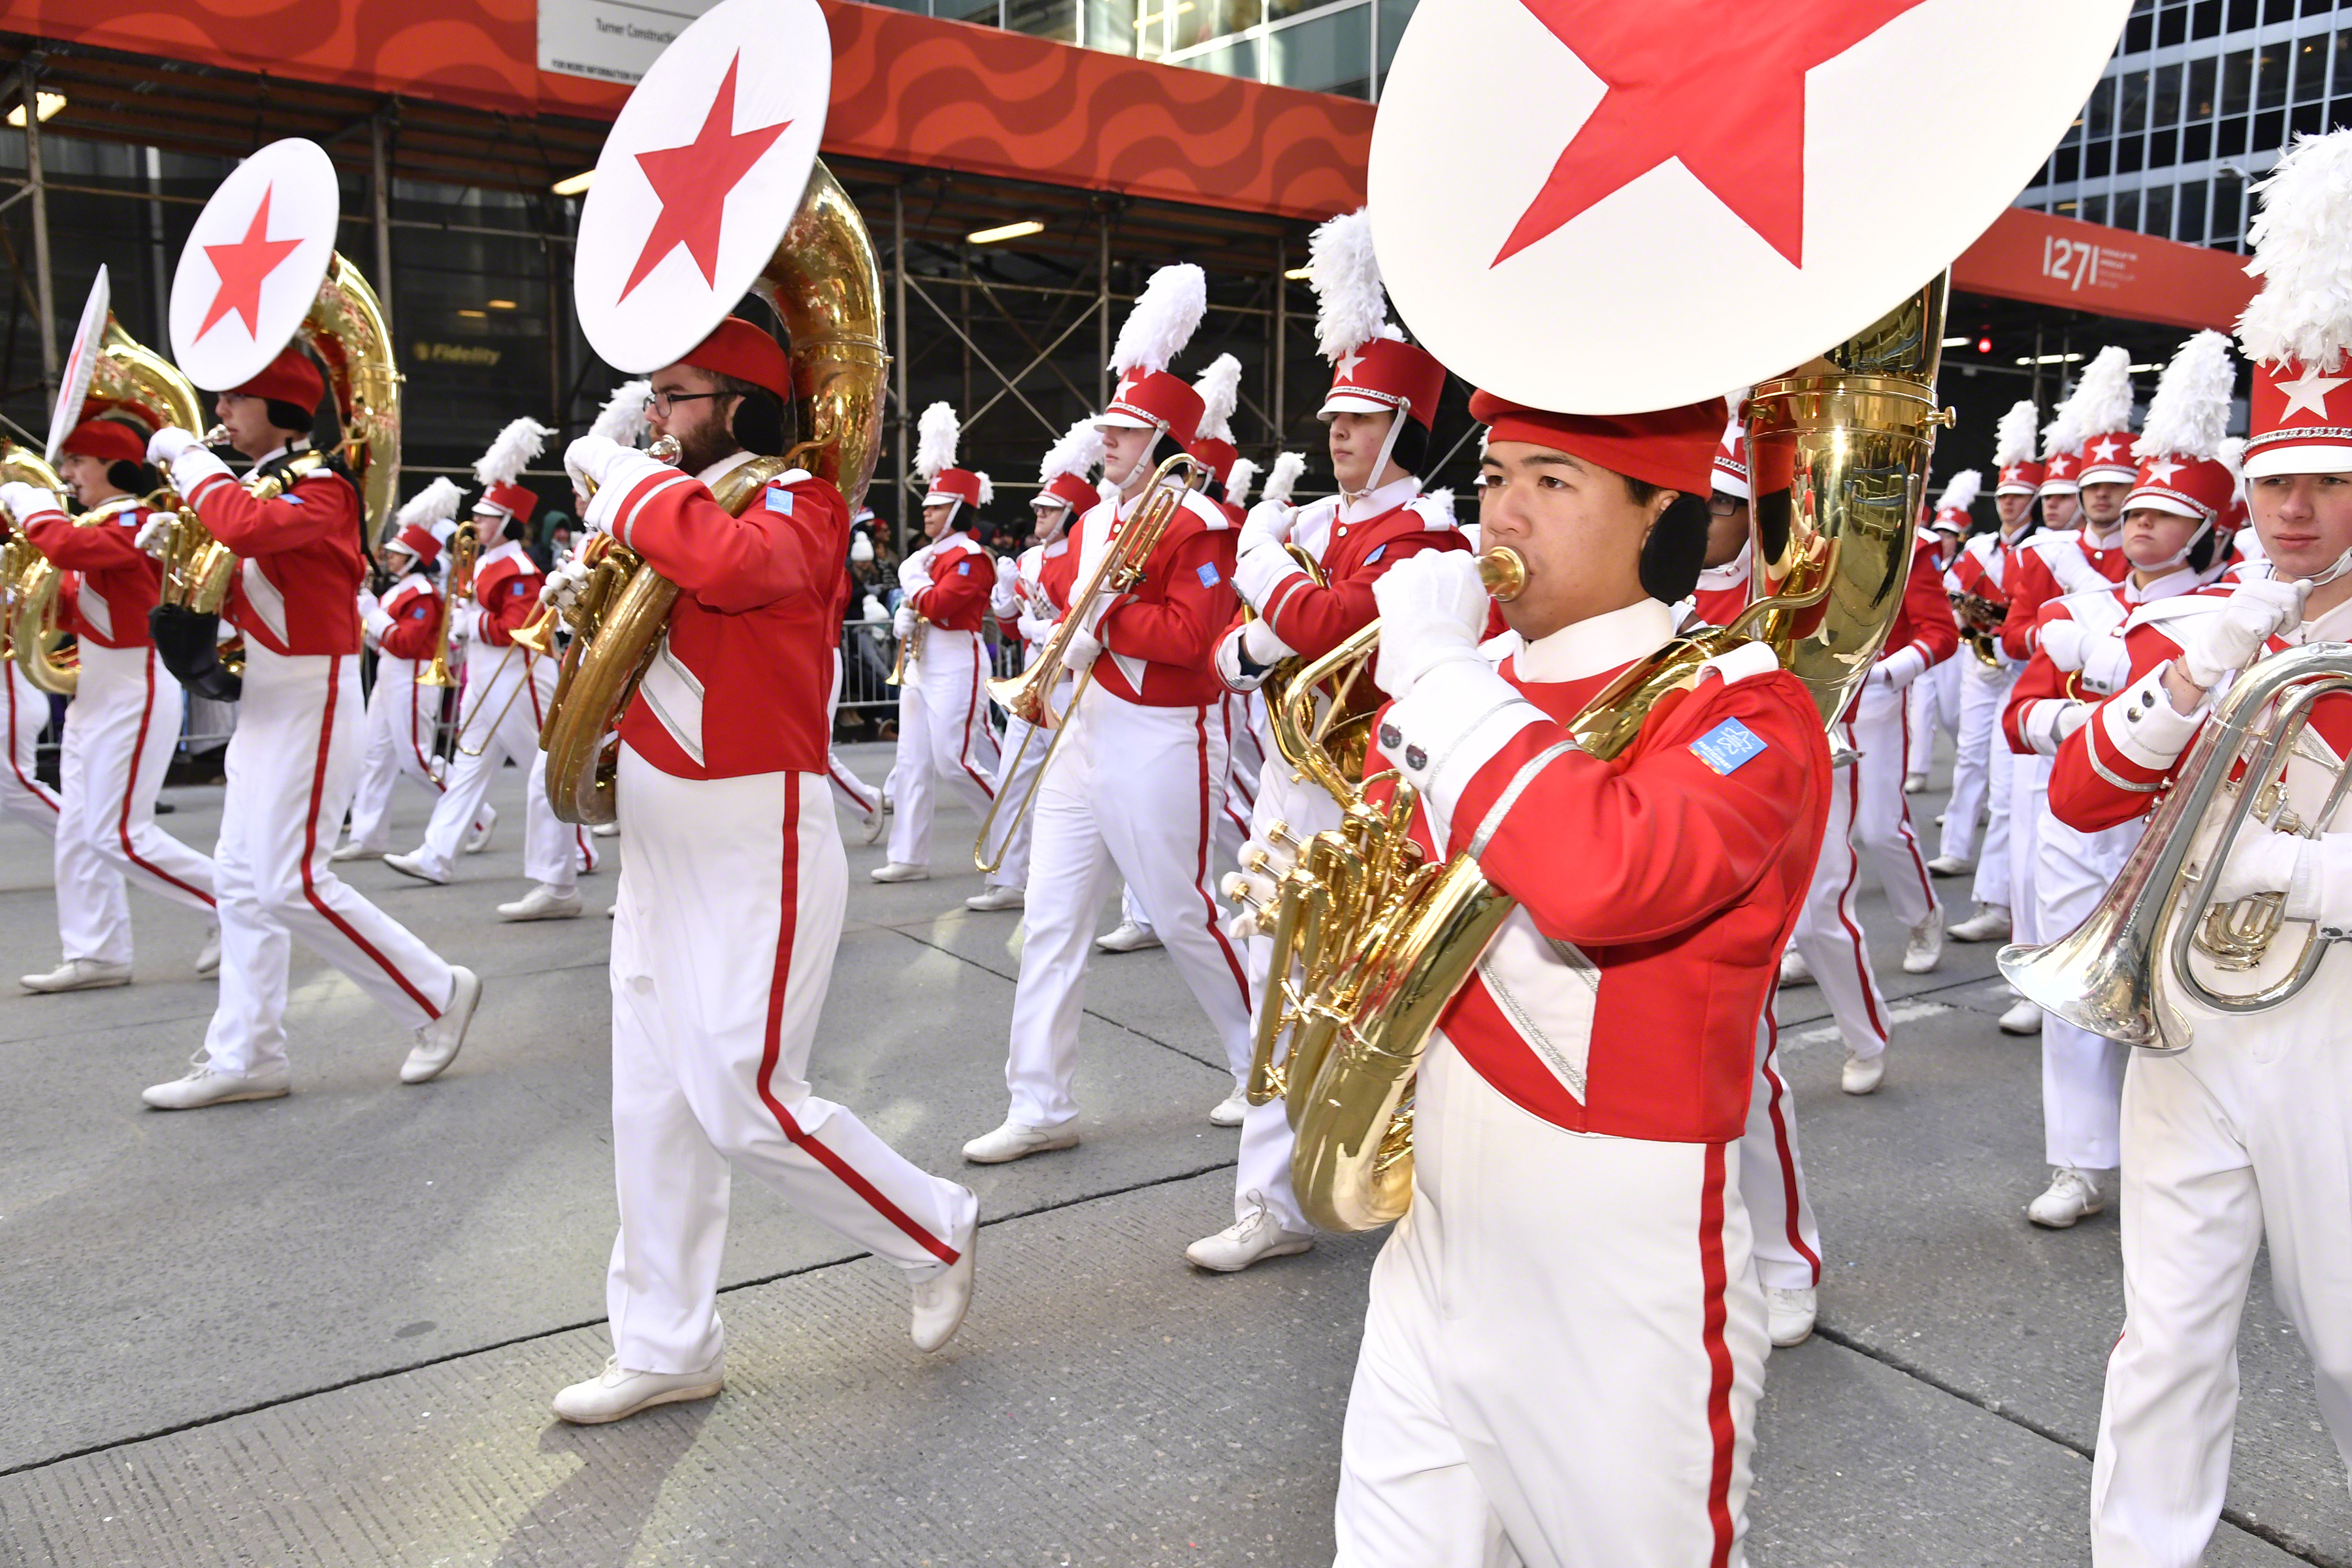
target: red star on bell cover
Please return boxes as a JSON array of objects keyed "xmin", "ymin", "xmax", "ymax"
[
  {"xmin": 1495, "ymin": 0, "xmax": 1933, "ymax": 268},
  {"xmin": 619, "ymin": 52, "xmax": 793, "ymax": 302},
  {"xmin": 197, "ymin": 186, "xmax": 304, "ymax": 340}
]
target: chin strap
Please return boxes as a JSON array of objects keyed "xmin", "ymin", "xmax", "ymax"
[
  {"xmin": 2300, "ymin": 544, "xmax": 2352, "ymax": 591},
  {"xmin": 2143, "ymin": 515, "xmax": 2215, "ymax": 573},
  {"xmin": 1340, "ymin": 405, "xmax": 1414, "ymax": 509}
]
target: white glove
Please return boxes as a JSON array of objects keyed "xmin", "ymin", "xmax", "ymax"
[
  {"xmin": 564, "ymin": 434, "xmax": 629, "ymax": 494},
  {"xmin": 1233, "ymin": 538, "xmax": 1309, "ymax": 615},
  {"xmin": 356, "ymin": 588, "xmax": 381, "ymax": 622},
  {"xmin": 1016, "ymin": 611, "xmax": 1057, "ymax": 647},
  {"xmin": 2210, "ymin": 826, "xmax": 2311, "ymax": 908},
  {"xmin": 362, "ymin": 607, "xmax": 395, "ymax": 642},
  {"xmin": 2081, "ymin": 636, "xmax": 2133, "ymax": 696},
  {"xmin": 0, "ymin": 481, "xmax": 61, "ymax": 523},
  {"xmin": 2052, "ymin": 702, "xmax": 2089, "ymax": 744},
  {"xmin": 2038, "ymin": 616, "xmax": 2093, "ymax": 673},
  {"xmin": 1372, "ymin": 549, "xmax": 1489, "ymax": 700},
  {"xmin": 1062, "ymin": 625, "xmax": 1103, "ymax": 677},
  {"xmin": 996, "ymin": 555, "xmax": 1021, "ymax": 589},
  {"xmin": 2179, "ymin": 578, "xmax": 2310, "ymax": 689},
  {"xmin": 1220, "ymin": 824, "xmax": 1299, "ymax": 941},
  {"xmin": 1237, "ymin": 499, "xmax": 1296, "ymax": 559},
  {"xmin": 146, "ymin": 426, "xmax": 201, "ymax": 467},
  {"xmin": 134, "ymin": 512, "xmax": 174, "ymax": 558},
  {"xmin": 892, "ymin": 603, "xmax": 917, "ymax": 639},
  {"xmin": 898, "ymin": 547, "xmax": 935, "ymax": 593},
  {"xmin": 542, "ymin": 556, "xmax": 593, "ymax": 615}
]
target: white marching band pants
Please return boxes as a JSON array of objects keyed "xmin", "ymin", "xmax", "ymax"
[
  {"xmin": 1001, "ymin": 683, "xmax": 1254, "ymax": 1127},
  {"xmin": 2, "ymin": 662, "xmax": 58, "ymax": 836},
  {"xmin": 979, "ymin": 666, "xmax": 1071, "ymax": 890},
  {"xmin": 2089, "ymin": 985, "xmax": 2352, "ymax": 1565},
  {"xmin": 1334, "ymin": 1036, "xmax": 1765, "ymax": 1568},
  {"xmin": 1789, "ymin": 751, "xmax": 1892, "ymax": 1064},
  {"xmin": 885, "ymin": 628, "xmax": 1005, "ymax": 882},
  {"xmin": 2035, "ymin": 814, "xmax": 2133, "ymax": 1169},
  {"xmin": 1904, "ymin": 655, "xmax": 1961, "ymax": 779},
  {"xmin": 412, "ymin": 642, "xmax": 589, "ymax": 886},
  {"xmin": 201, "ymin": 646, "xmax": 457, "ymax": 1076},
  {"xmin": 605, "ymin": 749, "xmax": 974, "ymax": 1374},
  {"xmin": 54, "ymin": 643, "xmax": 217, "ymax": 965},
  {"xmin": 1744, "ymin": 1008, "xmax": 1823, "ymax": 1295},
  {"xmin": 1941, "ymin": 659, "xmax": 2019, "ymax": 902},
  {"xmin": 344, "ymin": 656, "xmax": 474, "ymax": 853},
  {"xmin": 2008, "ymin": 750, "xmax": 2051, "ymax": 1022},
  {"xmin": 1848, "ymin": 678, "xmax": 1940, "ymax": 934}
]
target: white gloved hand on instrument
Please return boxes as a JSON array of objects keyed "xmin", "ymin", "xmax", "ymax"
[
  {"xmin": 134, "ymin": 511, "xmax": 174, "ymax": 558},
  {"xmin": 2038, "ymin": 615, "xmax": 2095, "ymax": 673},
  {"xmin": 1220, "ymin": 825, "xmax": 1299, "ymax": 941},
  {"xmin": 2178, "ymin": 578, "xmax": 2310, "ymax": 689},
  {"xmin": 892, "ymin": 602, "xmax": 917, "ymax": 640},
  {"xmin": 2208, "ymin": 825, "xmax": 2313, "ymax": 911},
  {"xmin": 541, "ymin": 556, "xmax": 593, "ymax": 614},
  {"xmin": 1371, "ymin": 549, "xmax": 1489, "ymax": 700},
  {"xmin": 146, "ymin": 426, "xmax": 201, "ymax": 468},
  {"xmin": 0, "ymin": 481, "xmax": 61, "ymax": 523}
]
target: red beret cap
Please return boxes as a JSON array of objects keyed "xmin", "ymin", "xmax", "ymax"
[
  {"xmin": 681, "ymin": 316, "xmax": 792, "ymax": 402},
  {"xmin": 230, "ymin": 346, "xmax": 327, "ymax": 412},
  {"xmin": 1468, "ymin": 390, "xmax": 1726, "ymax": 496}
]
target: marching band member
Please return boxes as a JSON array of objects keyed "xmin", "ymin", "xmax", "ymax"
[
  {"xmin": 1198, "ymin": 210, "xmax": 1463, "ymax": 1266},
  {"xmin": 2048, "ymin": 132, "xmax": 2352, "ymax": 1558},
  {"xmin": 136, "ymin": 346, "xmax": 479, "ymax": 1108},
  {"xmin": 1904, "ymin": 473, "xmax": 1977, "ymax": 790},
  {"xmin": 551, "ymin": 316, "xmax": 978, "ymax": 1423},
  {"xmin": 386, "ymin": 419, "xmax": 596, "ymax": 919},
  {"xmin": 1938, "ymin": 404, "xmax": 2046, "ymax": 934},
  {"xmin": 2002, "ymin": 331, "xmax": 2239, "ymax": 1232},
  {"xmin": 872, "ymin": 402, "xmax": 1007, "ymax": 892},
  {"xmin": 963, "ymin": 263, "xmax": 1253, "ymax": 1162},
  {"xmin": 1332, "ymin": 390, "xmax": 1829, "ymax": 1565},
  {"xmin": 1187, "ymin": 353, "xmax": 1261, "ymax": 881},
  {"xmin": 973, "ymin": 419, "xmax": 1101, "ymax": 902},
  {"xmin": 5, "ymin": 417, "xmax": 219, "ymax": 992},
  {"xmin": 0, "ymin": 497, "xmax": 61, "ymax": 843},
  {"xmin": 333, "ymin": 480, "xmax": 483, "ymax": 861},
  {"xmin": 828, "ymin": 537, "xmax": 887, "ymax": 847},
  {"xmin": 1681, "ymin": 412, "xmax": 1757, "ymax": 630},
  {"xmin": 1999, "ymin": 353, "xmax": 2135, "ymax": 1036}
]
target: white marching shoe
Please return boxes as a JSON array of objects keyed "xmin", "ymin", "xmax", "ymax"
[
  {"xmin": 1926, "ymin": 854, "xmax": 1972, "ymax": 877},
  {"xmin": 142, "ymin": 1054, "xmax": 290, "ymax": 1109},
  {"xmin": 591, "ymin": 821, "xmax": 621, "ymax": 839},
  {"xmin": 870, "ymin": 861, "xmax": 930, "ymax": 883},
  {"xmin": 1096, "ymin": 921, "xmax": 1161, "ymax": 953},
  {"xmin": 463, "ymin": 806, "xmax": 498, "ymax": 855},
  {"xmin": 382, "ymin": 851, "xmax": 449, "ymax": 886},
  {"xmin": 194, "ymin": 926, "xmax": 221, "ymax": 977},
  {"xmin": 551, "ymin": 1354, "xmax": 724, "ymax": 1425},
  {"xmin": 400, "ymin": 967, "xmax": 482, "ymax": 1085},
  {"xmin": 1998, "ymin": 997, "xmax": 2043, "ymax": 1036},
  {"xmin": 1766, "ymin": 1286, "xmax": 1818, "ymax": 1348},
  {"xmin": 1207, "ymin": 1088, "xmax": 1248, "ymax": 1128},
  {"xmin": 2027, "ymin": 1166, "xmax": 2104, "ymax": 1228},
  {"xmin": 1903, "ymin": 773, "xmax": 1928, "ymax": 794},
  {"xmin": 964, "ymin": 885, "xmax": 1024, "ymax": 912},
  {"xmin": 1901, "ymin": 915, "xmax": 1944, "ymax": 975},
  {"xmin": 1778, "ymin": 947, "xmax": 1814, "ymax": 988},
  {"xmin": 1186, "ymin": 1192, "xmax": 1315, "ymax": 1273},
  {"xmin": 498, "ymin": 883, "xmax": 583, "ymax": 922},
  {"xmin": 1948, "ymin": 903, "xmax": 2012, "ymax": 942},
  {"xmin": 21, "ymin": 958, "xmax": 133, "ymax": 993},
  {"xmin": 329, "ymin": 840, "xmax": 377, "ymax": 862},
  {"xmin": 911, "ymin": 1200, "xmax": 980, "ymax": 1352},
  {"xmin": 1840, "ymin": 1051, "xmax": 1885, "ymax": 1096},
  {"xmin": 962, "ymin": 1119, "xmax": 1079, "ymax": 1165}
]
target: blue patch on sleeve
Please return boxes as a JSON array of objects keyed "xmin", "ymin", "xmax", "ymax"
[
  {"xmin": 1689, "ymin": 717, "xmax": 1768, "ymax": 776},
  {"xmin": 763, "ymin": 486, "xmax": 794, "ymax": 515},
  {"xmin": 280, "ymin": 493, "xmax": 305, "ymax": 506},
  {"xmin": 958, "ymin": 560, "xmax": 972, "ymax": 575},
  {"xmin": 1365, "ymin": 544, "xmax": 1386, "ymax": 564},
  {"xmin": 1197, "ymin": 563, "xmax": 1221, "ymax": 587}
]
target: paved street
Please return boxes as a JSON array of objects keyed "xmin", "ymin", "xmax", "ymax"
[{"xmin": 0, "ymin": 737, "xmax": 2344, "ymax": 1567}]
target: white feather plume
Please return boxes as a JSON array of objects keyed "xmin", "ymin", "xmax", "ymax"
[
  {"xmin": 1423, "ymin": 488, "xmax": 1456, "ymax": 525},
  {"xmin": 2134, "ymin": 330, "xmax": 2237, "ymax": 460},
  {"xmin": 1309, "ymin": 207, "xmax": 1389, "ymax": 365},
  {"xmin": 2059, "ymin": 346, "xmax": 2136, "ymax": 438},
  {"xmin": 589, "ymin": 380, "xmax": 651, "ymax": 448},
  {"xmin": 1194, "ymin": 353, "xmax": 1243, "ymax": 440},
  {"xmin": 1995, "ymin": 400, "xmax": 2040, "ymax": 467},
  {"xmin": 2219, "ymin": 435, "xmax": 2247, "ymax": 480},
  {"xmin": 1037, "ymin": 419, "xmax": 1103, "ymax": 486},
  {"xmin": 1936, "ymin": 469, "xmax": 1982, "ymax": 514},
  {"xmin": 1260, "ymin": 449, "xmax": 1307, "ymax": 505},
  {"xmin": 2041, "ymin": 403, "xmax": 2080, "ymax": 463},
  {"xmin": 393, "ymin": 476, "xmax": 463, "ymax": 533},
  {"xmin": 2238, "ymin": 129, "xmax": 2352, "ymax": 370},
  {"xmin": 1225, "ymin": 457, "xmax": 1260, "ymax": 507},
  {"xmin": 975, "ymin": 472, "xmax": 995, "ymax": 507},
  {"xmin": 1110, "ymin": 264, "xmax": 1207, "ymax": 378},
  {"xmin": 916, "ymin": 402, "xmax": 960, "ymax": 482},
  {"xmin": 474, "ymin": 416, "xmax": 555, "ymax": 489}
]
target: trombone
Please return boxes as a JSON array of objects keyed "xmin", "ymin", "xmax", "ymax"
[
  {"xmin": 419, "ymin": 519, "xmax": 476, "ymax": 689},
  {"xmin": 973, "ymin": 450, "xmax": 1207, "ymax": 872}
]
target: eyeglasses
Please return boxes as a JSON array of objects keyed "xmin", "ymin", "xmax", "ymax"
[
  {"xmin": 1707, "ymin": 493, "xmax": 1745, "ymax": 517},
  {"xmin": 642, "ymin": 389, "xmax": 724, "ymax": 417}
]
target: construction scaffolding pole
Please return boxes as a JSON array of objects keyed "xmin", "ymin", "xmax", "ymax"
[
  {"xmin": 23, "ymin": 63, "xmax": 57, "ymax": 397},
  {"xmin": 370, "ymin": 110, "xmax": 395, "ymax": 329},
  {"xmin": 1096, "ymin": 209, "xmax": 1111, "ymax": 410},
  {"xmin": 1272, "ymin": 235, "xmax": 1286, "ymax": 447},
  {"xmin": 893, "ymin": 182, "xmax": 911, "ymax": 553}
]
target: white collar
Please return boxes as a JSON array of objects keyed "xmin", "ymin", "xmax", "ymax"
[
  {"xmin": 1512, "ymin": 598, "xmax": 1676, "ymax": 684},
  {"xmin": 480, "ymin": 537, "xmax": 526, "ymax": 565},
  {"xmin": 2306, "ymin": 594, "xmax": 2352, "ymax": 645},
  {"xmin": 1695, "ymin": 552, "xmax": 1752, "ymax": 593},
  {"xmin": 84, "ymin": 494, "xmax": 140, "ymax": 519},
  {"xmin": 1339, "ymin": 473, "xmax": 1421, "ymax": 525},
  {"xmin": 2125, "ymin": 565, "xmax": 2200, "ymax": 604},
  {"xmin": 2082, "ymin": 520, "xmax": 2125, "ymax": 550},
  {"xmin": 696, "ymin": 449, "xmax": 755, "ymax": 488}
]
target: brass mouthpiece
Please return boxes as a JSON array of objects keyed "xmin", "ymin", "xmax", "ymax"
[
  {"xmin": 648, "ymin": 434, "xmax": 682, "ymax": 466},
  {"xmin": 1478, "ymin": 547, "xmax": 1527, "ymax": 602},
  {"xmin": 200, "ymin": 423, "xmax": 229, "ymax": 448}
]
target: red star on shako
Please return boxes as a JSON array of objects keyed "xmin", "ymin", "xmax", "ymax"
[
  {"xmin": 197, "ymin": 186, "xmax": 305, "ymax": 341},
  {"xmin": 1495, "ymin": 0, "xmax": 1932, "ymax": 269},
  {"xmin": 619, "ymin": 52, "xmax": 793, "ymax": 302}
]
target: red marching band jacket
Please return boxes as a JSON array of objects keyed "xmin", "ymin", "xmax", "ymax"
[
  {"xmin": 183, "ymin": 455, "xmax": 367, "ymax": 657},
  {"xmin": 598, "ymin": 455, "xmax": 847, "ymax": 781},
  {"xmin": 466, "ymin": 540, "xmax": 544, "ymax": 647},
  {"xmin": 372, "ymin": 573, "xmax": 444, "ymax": 663},
  {"xmin": 1260, "ymin": 487, "xmax": 1466, "ymax": 661},
  {"xmin": 1082, "ymin": 485, "xmax": 1240, "ymax": 709},
  {"xmin": 906, "ymin": 530, "xmax": 992, "ymax": 634},
  {"xmin": 1999, "ymin": 569, "xmax": 2202, "ymax": 759},
  {"xmin": 1877, "ymin": 533, "xmax": 1963, "ymax": 684},
  {"xmin": 1365, "ymin": 625, "xmax": 1832, "ymax": 1142},
  {"xmin": 2000, "ymin": 527, "xmax": 2130, "ymax": 660},
  {"xmin": 17, "ymin": 495, "xmax": 161, "ymax": 649}
]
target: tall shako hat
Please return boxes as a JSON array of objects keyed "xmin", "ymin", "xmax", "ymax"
[
  {"xmin": 1189, "ymin": 353, "xmax": 1245, "ymax": 489},
  {"xmin": 1311, "ymin": 208, "xmax": 1446, "ymax": 437},
  {"xmin": 589, "ymin": 379, "xmax": 653, "ymax": 449},
  {"xmin": 1101, "ymin": 263, "xmax": 1208, "ymax": 438},
  {"xmin": 917, "ymin": 402, "xmax": 990, "ymax": 522},
  {"xmin": 1710, "ymin": 388, "xmax": 1751, "ymax": 500},
  {"xmin": 472, "ymin": 417, "xmax": 554, "ymax": 528},
  {"xmin": 2126, "ymin": 329, "xmax": 2242, "ymax": 527},
  {"xmin": 1036, "ymin": 420, "xmax": 1104, "ymax": 515},
  {"xmin": 388, "ymin": 476, "xmax": 463, "ymax": 567},
  {"xmin": 1933, "ymin": 468, "xmax": 1983, "ymax": 534},
  {"xmin": 1994, "ymin": 400, "xmax": 2045, "ymax": 495},
  {"xmin": 2065, "ymin": 346, "xmax": 2139, "ymax": 485},
  {"xmin": 2237, "ymin": 129, "xmax": 2352, "ymax": 478}
]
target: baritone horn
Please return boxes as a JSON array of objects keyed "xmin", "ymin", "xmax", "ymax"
[
  {"xmin": 540, "ymin": 160, "xmax": 889, "ymax": 825},
  {"xmin": 0, "ymin": 442, "xmax": 76, "ymax": 695},
  {"xmin": 1248, "ymin": 275, "xmax": 1950, "ymax": 1233}
]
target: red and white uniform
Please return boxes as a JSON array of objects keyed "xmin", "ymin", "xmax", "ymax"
[
  {"xmin": 18, "ymin": 494, "xmax": 217, "ymax": 964},
  {"xmin": 1226, "ymin": 475, "xmax": 1465, "ymax": 1235},
  {"xmin": 1000, "ymin": 482, "xmax": 1253, "ymax": 1124},
  {"xmin": 1940, "ymin": 527, "xmax": 2033, "ymax": 911},
  {"xmin": 1906, "ymin": 529, "xmax": 1965, "ymax": 779},
  {"xmin": 886, "ymin": 528, "xmax": 1005, "ymax": 883},
  {"xmin": 1334, "ymin": 601, "xmax": 1831, "ymax": 1565},
  {"xmin": 587, "ymin": 448, "xmax": 974, "ymax": 1373},
  {"xmin": 2048, "ymin": 576, "xmax": 2352, "ymax": 1563},
  {"xmin": 169, "ymin": 441, "xmax": 461, "ymax": 1075},
  {"xmin": 1787, "ymin": 534, "xmax": 1956, "ymax": 1065},
  {"xmin": 1684, "ymin": 549, "xmax": 1754, "ymax": 632},
  {"xmin": 345, "ymin": 568, "xmax": 457, "ymax": 853},
  {"xmin": 977, "ymin": 536, "xmax": 1070, "ymax": 885},
  {"xmin": 0, "ymin": 655, "xmax": 56, "ymax": 838},
  {"xmin": 406, "ymin": 536, "xmax": 592, "ymax": 885}
]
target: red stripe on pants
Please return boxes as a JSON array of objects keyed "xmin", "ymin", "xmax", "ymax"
[
  {"xmin": 956, "ymin": 638, "xmax": 996, "ymax": 799},
  {"xmin": 753, "ymin": 772, "xmax": 958, "ymax": 1266},
  {"xmin": 7, "ymin": 675, "xmax": 56, "ymax": 813},
  {"xmin": 303, "ymin": 660, "xmax": 441, "ymax": 1017},
  {"xmin": 1831, "ymin": 726, "xmax": 1886, "ymax": 1039},
  {"xmin": 1699, "ymin": 1141, "xmax": 1737, "ymax": 1568},
  {"xmin": 1758, "ymin": 1014, "xmax": 1820, "ymax": 1281},
  {"xmin": 120, "ymin": 653, "xmax": 214, "ymax": 906},
  {"xmin": 1191, "ymin": 706, "xmax": 1249, "ymax": 997}
]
